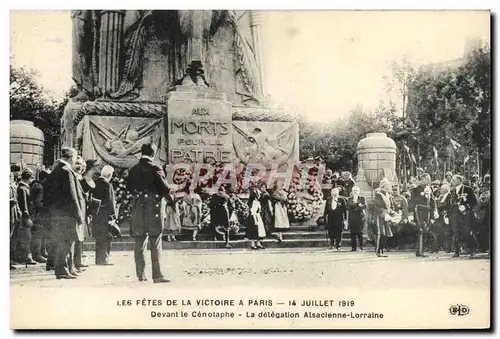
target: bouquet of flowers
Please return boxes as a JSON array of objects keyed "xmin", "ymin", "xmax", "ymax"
[
  {"xmin": 200, "ymin": 199, "xmax": 211, "ymax": 229},
  {"xmin": 232, "ymin": 194, "xmax": 249, "ymax": 226},
  {"xmin": 110, "ymin": 171, "xmax": 133, "ymax": 223}
]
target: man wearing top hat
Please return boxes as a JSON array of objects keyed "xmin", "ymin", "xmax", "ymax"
[{"xmin": 127, "ymin": 143, "xmax": 171, "ymax": 283}]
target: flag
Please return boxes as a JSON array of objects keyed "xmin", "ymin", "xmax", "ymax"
[
  {"xmin": 450, "ymin": 138, "xmax": 461, "ymax": 150},
  {"xmin": 433, "ymin": 147, "xmax": 439, "ymax": 159},
  {"xmin": 464, "ymin": 154, "xmax": 470, "ymax": 164}
]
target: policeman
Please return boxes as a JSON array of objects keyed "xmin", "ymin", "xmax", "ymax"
[
  {"xmin": 127, "ymin": 143, "xmax": 171, "ymax": 283},
  {"xmin": 410, "ymin": 173, "xmax": 438, "ymax": 257}
]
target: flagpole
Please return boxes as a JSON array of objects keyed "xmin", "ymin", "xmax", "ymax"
[
  {"xmin": 452, "ymin": 147, "xmax": 456, "ymax": 173},
  {"xmin": 403, "ymin": 143, "xmax": 407, "ymax": 188},
  {"xmin": 464, "ymin": 146, "xmax": 468, "ymax": 179},
  {"xmin": 477, "ymin": 150, "xmax": 481, "ymax": 178},
  {"xmin": 417, "ymin": 144, "xmax": 421, "ymax": 168}
]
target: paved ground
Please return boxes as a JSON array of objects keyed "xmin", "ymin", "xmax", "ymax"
[{"xmin": 10, "ymin": 248, "xmax": 490, "ymax": 289}]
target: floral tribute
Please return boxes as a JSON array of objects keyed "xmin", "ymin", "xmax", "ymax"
[{"xmin": 109, "ymin": 162, "xmax": 325, "ymax": 224}]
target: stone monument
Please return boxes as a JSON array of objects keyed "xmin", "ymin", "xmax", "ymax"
[
  {"xmin": 61, "ymin": 10, "xmax": 299, "ymax": 170},
  {"xmin": 356, "ymin": 132, "xmax": 398, "ymax": 201}
]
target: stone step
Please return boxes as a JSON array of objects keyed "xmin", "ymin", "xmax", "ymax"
[
  {"xmin": 83, "ymin": 237, "xmax": 359, "ymax": 251},
  {"xmin": 108, "ymin": 230, "xmax": 348, "ymax": 242}
]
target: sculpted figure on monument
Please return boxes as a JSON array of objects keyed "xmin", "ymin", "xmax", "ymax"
[
  {"xmin": 71, "ymin": 10, "xmax": 154, "ymax": 101},
  {"xmin": 71, "ymin": 10, "xmax": 265, "ymax": 105},
  {"xmin": 175, "ymin": 10, "xmax": 265, "ymax": 105}
]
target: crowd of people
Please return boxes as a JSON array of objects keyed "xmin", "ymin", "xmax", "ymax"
[
  {"xmin": 10, "ymin": 149, "xmax": 120, "ymax": 279},
  {"xmin": 304, "ymin": 160, "xmax": 490, "ymax": 258},
  {"xmin": 10, "ymin": 143, "xmax": 491, "ymax": 282},
  {"xmin": 363, "ymin": 171, "xmax": 490, "ymax": 258}
]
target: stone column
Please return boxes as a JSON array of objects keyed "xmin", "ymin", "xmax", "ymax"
[
  {"xmin": 190, "ymin": 10, "xmax": 205, "ymax": 64},
  {"xmin": 249, "ymin": 10, "xmax": 265, "ymax": 96},
  {"xmin": 98, "ymin": 10, "xmax": 125, "ymax": 94}
]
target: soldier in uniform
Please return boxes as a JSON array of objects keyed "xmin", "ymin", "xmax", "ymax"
[
  {"xmin": 10, "ymin": 169, "xmax": 21, "ymax": 269},
  {"xmin": 30, "ymin": 169, "xmax": 50, "ymax": 263},
  {"xmin": 127, "ymin": 143, "xmax": 171, "ymax": 283},
  {"xmin": 410, "ymin": 173, "xmax": 438, "ymax": 257},
  {"xmin": 16, "ymin": 168, "xmax": 37, "ymax": 265}
]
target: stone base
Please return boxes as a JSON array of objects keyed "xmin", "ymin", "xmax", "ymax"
[
  {"xmin": 166, "ymin": 86, "xmax": 234, "ymax": 164},
  {"xmin": 83, "ymin": 230, "xmax": 357, "ymax": 251}
]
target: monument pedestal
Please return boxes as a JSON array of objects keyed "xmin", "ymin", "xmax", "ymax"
[
  {"xmin": 166, "ymin": 86, "xmax": 233, "ymax": 164},
  {"xmin": 61, "ymin": 100, "xmax": 168, "ymax": 169}
]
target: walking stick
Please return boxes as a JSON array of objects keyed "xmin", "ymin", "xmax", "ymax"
[{"xmin": 325, "ymin": 226, "xmax": 328, "ymax": 248}]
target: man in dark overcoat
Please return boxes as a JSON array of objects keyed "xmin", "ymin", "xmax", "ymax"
[
  {"xmin": 346, "ymin": 185, "xmax": 366, "ymax": 251},
  {"xmin": 93, "ymin": 165, "xmax": 117, "ymax": 265},
  {"xmin": 323, "ymin": 187, "xmax": 347, "ymax": 250},
  {"xmin": 43, "ymin": 147, "xmax": 86, "ymax": 279},
  {"xmin": 127, "ymin": 143, "xmax": 171, "ymax": 283},
  {"xmin": 449, "ymin": 175, "xmax": 478, "ymax": 258},
  {"xmin": 372, "ymin": 180, "xmax": 394, "ymax": 257},
  {"xmin": 410, "ymin": 173, "xmax": 438, "ymax": 257}
]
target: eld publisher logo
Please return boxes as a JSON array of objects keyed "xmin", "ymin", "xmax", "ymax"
[{"xmin": 449, "ymin": 304, "xmax": 470, "ymax": 316}]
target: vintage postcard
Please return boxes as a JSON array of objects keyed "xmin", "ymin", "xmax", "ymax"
[{"xmin": 9, "ymin": 9, "xmax": 491, "ymax": 330}]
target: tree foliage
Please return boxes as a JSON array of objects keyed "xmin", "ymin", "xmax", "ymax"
[
  {"xmin": 299, "ymin": 102, "xmax": 397, "ymax": 174},
  {"xmin": 298, "ymin": 45, "xmax": 491, "ymax": 179},
  {"xmin": 405, "ymin": 45, "xmax": 491, "ymax": 175},
  {"xmin": 10, "ymin": 65, "xmax": 77, "ymax": 165},
  {"xmin": 384, "ymin": 56, "xmax": 417, "ymax": 118}
]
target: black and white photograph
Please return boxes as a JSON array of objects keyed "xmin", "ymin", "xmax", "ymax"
[{"xmin": 7, "ymin": 4, "xmax": 491, "ymax": 330}]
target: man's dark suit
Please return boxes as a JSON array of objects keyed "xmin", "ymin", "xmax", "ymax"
[
  {"xmin": 43, "ymin": 161, "xmax": 86, "ymax": 278},
  {"xmin": 436, "ymin": 192, "xmax": 452, "ymax": 252},
  {"xmin": 410, "ymin": 185, "xmax": 437, "ymax": 256},
  {"xmin": 347, "ymin": 195, "xmax": 366, "ymax": 250},
  {"xmin": 323, "ymin": 196, "xmax": 347, "ymax": 249},
  {"xmin": 93, "ymin": 177, "xmax": 116, "ymax": 265},
  {"xmin": 372, "ymin": 190, "xmax": 393, "ymax": 256},
  {"xmin": 127, "ymin": 157, "xmax": 171, "ymax": 281},
  {"xmin": 450, "ymin": 184, "xmax": 478, "ymax": 256}
]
